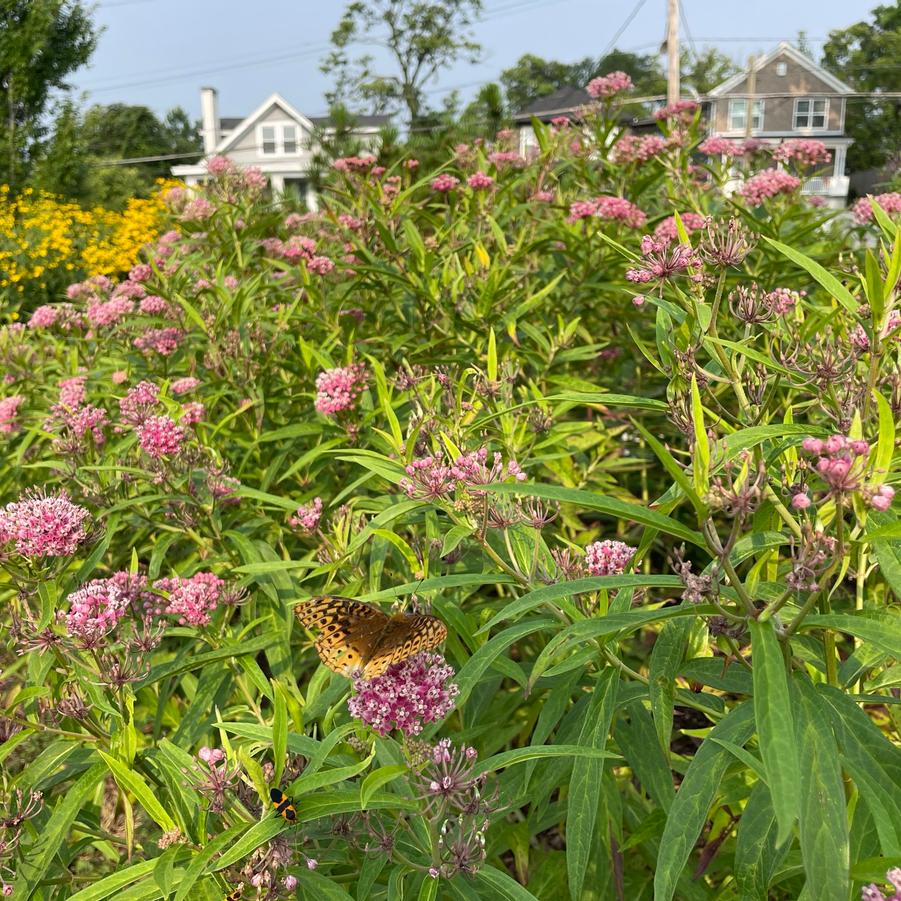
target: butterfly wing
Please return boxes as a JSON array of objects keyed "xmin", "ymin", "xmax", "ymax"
[
  {"xmin": 362, "ymin": 613, "xmax": 448, "ymax": 679},
  {"xmin": 295, "ymin": 596, "xmax": 389, "ymax": 675}
]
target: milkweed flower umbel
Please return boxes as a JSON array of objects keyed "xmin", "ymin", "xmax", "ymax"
[
  {"xmin": 585, "ymin": 540, "xmax": 636, "ymax": 576},
  {"xmin": 314, "ymin": 364, "xmax": 368, "ymax": 416},
  {"xmin": 738, "ymin": 169, "xmax": 801, "ymax": 206},
  {"xmin": 348, "ymin": 652, "xmax": 460, "ymax": 736},
  {"xmin": 137, "ymin": 416, "xmax": 185, "ymax": 458},
  {"xmin": 586, "ymin": 71, "xmax": 633, "ymax": 98},
  {"xmin": 0, "ymin": 489, "xmax": 90, "ymax": 558},
  {"xmin": 153, "ymin": 572, "xmax": 225, "ymax": 626},
  {"xmin": 289, "ymin": 497, "xmax": 323, "ymax": 532},
  {"xmin": 64, "ymin": 580, "xmax": 128, "ymax": 641}
]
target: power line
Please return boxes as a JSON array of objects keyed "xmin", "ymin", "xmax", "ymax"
[
  {"xmin": 680, "ymin": 0, "xmax": 699, "ymax": 61},
  {"xmin": 600, "ymin": 0, "xmax": 650, "ymax": 60}
]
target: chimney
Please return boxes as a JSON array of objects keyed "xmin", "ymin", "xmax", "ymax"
[{"xmin": 200, "ymin": 87, "xmax": 220, "ymax": 154}]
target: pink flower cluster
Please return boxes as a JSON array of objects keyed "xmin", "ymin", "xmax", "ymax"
[
  {"xmin": 798, "ymin": 434, "xmax": 895, "ymax": 511},
  {"xmin": 851, "ymin": 192, "xmax": 901, "ymax": 225},
  {"xmin": 120, "ymin": 380, "xmax": 159, "ymax": 425},
  {"xmin": 289, "ymin": 497, "xmax": 323, "ymax": 532},
  {"xmin": 333, "ymin": 155, "xmax": 377, "ymax": 172},
  {"xmin": 764, "ymin": 287, "xmax": 804, "ymax": 315},
  {"xmin": 0, "ymin": 395, "xmax": 24, "ymax": 434},
  {"xmin": 181, "ymin": 197, "xmax": 216, "ymax": 221},
  {"xmin": 585, "ymin": 540, "xmax": 636, "ymax": 576},
  {"xmin": 772, "ymin": 139, "xmax": 831, "ymax": 167},
  {"xmin": 850, "ymin": 310, "xmax": 901, "ymax": 351},
  {"xmin": 139, "ymin": 295, "xmax": 178, "ymax": 318},
  {"xmin": 431, "ymin": 174, "xmax": 460, "ymax": 193},
  {"xmin": 170, "ymin": 376, "xmax": 200, "ymax": 396},
  {"xmin": 133, "ymin": 327, "xmax": 183, "ymax": 357},
  {"xmin": 137, "ymin": 416, "xmax": 185, "ymax": 458},
  {"xmin": 401, "ymin": 447, "xmax": 526, "ymax": 500},
  {"xmin": 28, "ymin": 303, "xmax": 84, "ymax": 331},
  {"xmin": 863, "ymin": 867, "xmax": 901, "ymax": 901},
  {"xmin": 467, "ymin": 172, "xmax": 494, "ymax": 190},
  {"xmin": 626, "ymin": 234, "xmax": 699, "ymax": 283},
  {"xmin": 58, "ymin": 376, "xmax": 87, "ymax": 408},
  {"xmin": 654, "ymin": 100, "xmax": 699, "ymax": 122},
  {"xmin": 653, "ymin": 212, "xmax": 707, "ymax": 241},
  {"xmin": 347, "ymin": 651, "xmax": 459, "ymax": 736},
  {"xmin": 0, "ymin": 489, "xmax": 90, "ymax": 558},
  {"xmin": 697, "ymin": 137, "xmax": 743, "ymax": 157},
  {"xmin": 566, "ymin": 196, "xmax": 646, "ymax": 228},
  {"xmin": 487, "ymin": 150, "xmax": 524, "ymax": 168},
  {"xmin": 64, "ymin": 579, "xmax": 128, "ymax": 640},
  {"xmin": 314, "ymin": 363, "xmax": 368, "ymax": 416},
  {"xmin": 611, "ymin": 134, "xmax": 668, "ymax": 164},
  {"xmin": 738, "ymin": 169, "xmax": 801, "ymax": 206},
  {"xmin": 153, "ymin": 572, "xmax": 224, "ymax": 626},
  {"xmin": 586, "ymin": 71, "xmax": 633, "ymax": 98}
]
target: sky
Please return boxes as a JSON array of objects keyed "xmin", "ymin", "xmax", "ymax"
[{"xmin": 70, "ymin": 0, "xmax": 878, "ymax": 123}]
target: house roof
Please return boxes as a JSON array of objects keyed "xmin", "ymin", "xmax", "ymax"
[
  {"xmin": 308, "ymin": 114, "xmax": 392, "ymax": 129},
  {"xmin": 512, "ymin": 86, "xmax": 591, "ymax": 122},
  {"xmin": 708, "ymin": 41, "xmax": 855, "ymax": 96},
  {"xmin": 219, "ymin": 117, "xmax": 243, "ymax": 131}
]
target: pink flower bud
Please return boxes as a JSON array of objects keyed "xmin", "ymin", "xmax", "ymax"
[
  {"xmin": 825, "ymin": 434, "xmax": 846, "ymax": 455},
  {"xmin": 791, "ymin": 493, "xmax": 812, "ymax": 510},
  {"xmin": 802, "ymin": 437, "xmax": 824, "ymax": 454},
  {"xmin": 849, "ymin": 440, "xmax": 870, "ymax": 456}
]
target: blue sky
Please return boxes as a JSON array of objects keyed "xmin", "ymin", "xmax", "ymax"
[{"xmin": 71, "ymin": 0, "xmax": 877, "ymax": 121}]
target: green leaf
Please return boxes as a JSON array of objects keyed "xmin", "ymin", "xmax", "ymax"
[
  {"xmin": 567, "ymin": 669, "xmax": 618, "ymax": 901},
  {"xmin": 290, "ymin": 749, "xmax": 375, "ymax": 795},
  {"xmin": 793, "ymin": 676, "xmax": 849, "ymax": 900},
  {"xmin": 17, "ymin": 761, "xmax": 107, "ymax": 893},
  {"xmin": 485, "ymin": 482, "xmax": 705, "ymax": 546},
  {"xmin": 66, "ymin": 859, "xmax": 161, "ymax": 901},
  {"xmin": 763, "ymin": 237, "xmax": 858, "ymax": 314},
  {"xmin": 487, "ymin": 327, "xmax": 498, "ymax": 381},
  {"xmin": 734, "ymin": 781, "xmax": 789, "ymax": 901},
  {"xmin": 801, "ymin": 613, "xmax": 901, "ymax": 659},
  {"xmin": 690, "ymin": 374, "xmax": 710, "ymax": 496},
  {"xmin": 479, "ymin": 574, "xmax": 683, "ymax": 632},
  {"xmin": 632, "ymin": 419, "xmax": 706, "ymax": 516},
  {"xmin": 474, "ymin": 744, "xmax": 619, "ymax": 776},
  {"xmin": 750, "ymin": 620, "xmax": 800, "ymax": 847},
  {"xmin": 873, "ymin": 392, "xmax": 895, "ymax": 482},
  {"xmin": 474, "ymin": 866, "xmax": 540, "ymax": 900},
  {"xmin": 211, "ymin": 817, "xmax": 286, "ymax": 871},
  {"xmin": 272, "ymin": 683, "xmax": 287, "ymax": 784},
  {"xmin": 649, "ymin": 618, "xmax": 694, "ymax": 757},
  {"xmin": 654, "ymin": 703, "xmax": 755, "ymax": 901},
  {"xmin": 98, "ymin": 751, "xmax": 177, "ymax": 832},
  {"xmin": 173, "ymin": 822, "xmax": 247, "ymax": 901},
  {"xmin": 360, "ymin": 765, "xmax": 408, "ymax": 810}
]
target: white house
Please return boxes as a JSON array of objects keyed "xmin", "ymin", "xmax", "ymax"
[
  {"xmin": 172, "ymin": 87, "xmax": 390, "ymax": 208},
  {"xmin": 705, "ymin": 42, "xmax": 855, "ymax": 207}
]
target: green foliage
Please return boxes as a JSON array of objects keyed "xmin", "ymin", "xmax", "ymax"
[
  {"xmin": 0, "ymin": 94, "xmax": 899, "ymax": 900},
  {"xmin": 823, "ymin": 2, "xmax": 901, "ymax": 174},
  {"xmin": 0, "ymin": 0, "xmax": 97, "ymax": 190},
  {"xmin": 322, "ymin": 0, "xmax": 484, "ymax": 127}
]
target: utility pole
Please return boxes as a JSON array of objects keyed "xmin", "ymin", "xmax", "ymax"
[
  {"xmin": 745, "ymin": 55, "xmax": 757, "ymax": 137},
  {"xmin": 666, "ymin": 0, "xmax": 680, "ymax": 106}
]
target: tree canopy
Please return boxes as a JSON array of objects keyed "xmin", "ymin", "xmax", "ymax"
[
  {"xmin": 822, "ymin": 2, "xmax": 901, "ymax": 175},
  {"xmin": 322, "ymin": 0, "xmax": 483, "ymax": 129},
  {"xmin": 0, "ymin": 0, "xmax": 97, "ymax": 189}
]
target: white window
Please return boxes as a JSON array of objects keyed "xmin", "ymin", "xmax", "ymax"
[
  {"xmin": 728, "ymin": 99, "xmax": 764, "ymax": 132},
  {"xmin": 283, "ymin": 125, "xmax": 297, "ymax": 154},
  {"xmin": 794, "ymin": 98, "xmax": 828, "ymax": 130},
  {"xmin": 776, "ymin": 61, "xmax": 787, "ymax": 76},
  {"xmin": 261, "ymin": 125, "xmax": 277, "ymax": 154}
]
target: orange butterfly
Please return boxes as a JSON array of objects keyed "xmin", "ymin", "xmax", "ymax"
[{"xmin": 295, "ymin": 596, "xmax": 447, "ymax": 679}]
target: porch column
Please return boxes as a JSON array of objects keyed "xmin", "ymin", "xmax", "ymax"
[
  {"xmin": 833, "ymin": 145, "xmax": 846, "ymax": 180},
  {"xmin": 306, "ymin": 183, "xmax": 319, "ymax": 212},
  {"xmin": 270, "ymin": 174, "xmax": 285, "ymax": 197}
]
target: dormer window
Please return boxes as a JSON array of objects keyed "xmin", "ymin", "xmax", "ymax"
[
  {"xmin": 794, "ymin": 98, "xmax": 828, "ymax": 130},
  {"xmin": 259, "ymin": 123, "xmax": 300, "ymax": 155}
]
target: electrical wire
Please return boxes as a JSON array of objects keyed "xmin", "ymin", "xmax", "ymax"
[{"xmin": 599, "ymin": 0, "xmax": 650, "ymax": 61}]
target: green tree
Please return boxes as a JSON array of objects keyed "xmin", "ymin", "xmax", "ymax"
[
  {"xmin": 32, "ymin": 101, "xmax": 201, "ymax": 208},
  {"xmin": 822, "ymin": 2, "xmax": 901, "ymax": 174},
  {"xmin": 0, "ymin": 0, "xmax": 97, "ymax": 190},
  {"xmin": 681, "ymin": 47, "xmax": 739, "ymax": 95},
  {"xmin": 322, "ymin": 0, "xmax": 483, "ymax": 128}
]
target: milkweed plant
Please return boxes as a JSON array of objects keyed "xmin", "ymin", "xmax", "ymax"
[{"xmin": 0, "ymin": 82, "xmax": 899, "ymax": 900}]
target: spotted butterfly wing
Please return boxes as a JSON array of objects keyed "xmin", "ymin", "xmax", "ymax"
[{"xmin": 295, "ymin": 596, "xmax": 447, "ymax": 678}]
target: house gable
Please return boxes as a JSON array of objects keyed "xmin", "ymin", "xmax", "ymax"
[
  {"xmin": 215, "ymin": 93, "xmax": 316, "ymax": 156},
  {"xmin": 709, "ymin": 42, "xmax": 854, "ymax": 97}
]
